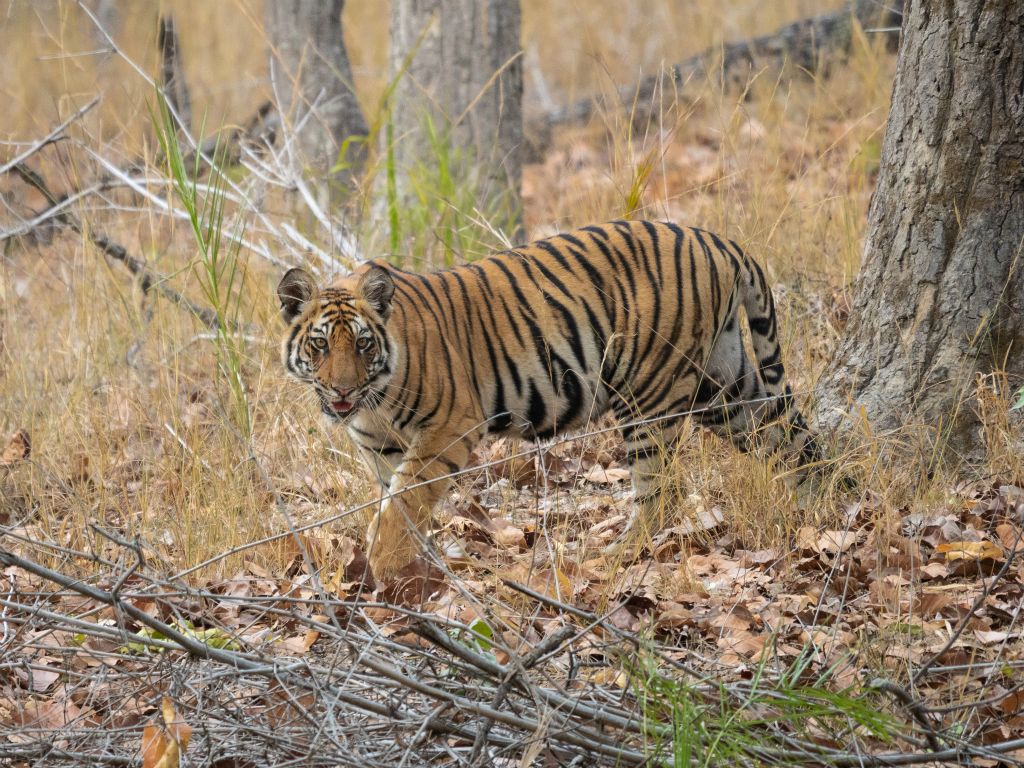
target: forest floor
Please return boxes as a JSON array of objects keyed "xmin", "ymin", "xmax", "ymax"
[{"xmin": 2, "ymin": 2, "xmax": 1024, "ymax": 766}]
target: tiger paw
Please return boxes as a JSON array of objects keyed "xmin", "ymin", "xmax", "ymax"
[{"xmin": 367, "ymin": 533, "xmax": 422, "ymax": 584}]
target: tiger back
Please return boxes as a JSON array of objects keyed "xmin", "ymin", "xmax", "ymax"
[{"xmin": 278, "ymin": 220, "xmax": 819, "ymax": 580}]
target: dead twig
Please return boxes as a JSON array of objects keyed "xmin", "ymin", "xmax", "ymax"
[
  {"xmin": 9, "ymin": 163, "xmax": 222, "ymax": 329},
  {"xmin": 0, "ymin": 96, "xmax": 100, "ymax": 176},
  {"xmin": 868, "ymin": 678, "xmax": 943, "ymax": 753}
]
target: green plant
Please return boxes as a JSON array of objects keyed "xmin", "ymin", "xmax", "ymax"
[
  {"xmin": 151, "ymin": 92, "xmax": 252, "ymax": 438},
  {"xmin": 357, "ymin": 22, "xmax": 518, "ymax": 268},
  {"xmin": 631, "ymin": 643, "xmax": 895, "ymax": 767},
  {"xmin": 399, "ymin": 113, "xmax": 519, "ymax": 268}
]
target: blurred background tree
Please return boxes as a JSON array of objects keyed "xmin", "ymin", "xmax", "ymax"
[
  {"xmin": 266, "ymin": 0, "xmax": 368, "ymax": 182},
  {"xmin": 386, "ymin": 0, "xmax": 524, "ymax": 246}
]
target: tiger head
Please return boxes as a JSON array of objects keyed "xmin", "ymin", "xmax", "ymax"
[{"xmin": 277, "ymin": 264, "xmax": 396, "ymax": 422}]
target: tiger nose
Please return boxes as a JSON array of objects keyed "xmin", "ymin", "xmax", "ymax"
[{"xmin": 335, "ymin": 387, "xmax": 355, "ymax": 398}]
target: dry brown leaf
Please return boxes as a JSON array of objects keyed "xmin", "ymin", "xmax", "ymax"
[
  {"xmin": 796, "ymin": 526, "xmax": 819, "ymax": 552},
  {"xmin": 936, "ymin": 540, "xmax": 1004, "ymax": 562},
  {"xmin": 995, "ymin": 522, "xmax": 1023, "ymax": 552},
  {"xmin": 303, "ymin": 625, "xmax": 322, "ymax": 651},
  {"xmin": 380, "ymin": 557, "xmax": 448, "ymax": 606},
  {"xmin": 582, "ymin": 464, "xmax": 631, "ymax": 484},
  {"xmin": 8, "ymin": 697, "xmax": 82, "ymax": 734},
  {"xmin": 587, "ymin": 667, "xmax": 628, "ymax": 688},
  {"xmin": 974, "ymin": 630, "xmax": 1015, "ymax": 646},
  {"xmin": 0, "ymin": 429, "xmax": 30, "ymax": 467},
  {"xmin": 798, "ymin": 527, "xmax": 861, "ymax": 556},
  {"xmin": 913, "ymin": 591, "xmax": 953, "ymax": 618},
  {"xmin": 816, "ymin": 529, "xmax": 861, "ymax": 555},
  {"xmin": 716, "ymin": 630, "xmax": 766, "ymax": 658},
  {"xmin": 489, "ymin": 518, "xmax": 526, "ymax": 549},
  {"xmin": 279, "ymin": 635, "xmax": 309, "ymax": 655},
  {"xmin": 1001, "ymin": 691, "xmax": 1024, "ymax": 716},
  {"xmin": 28, "ymin": 664, "xmax": 60, "ymax": 692},
  {"xmin": 142, "ymin": 697, "xmax": 191, "ymax": 768},
  {"xmin": 655, "ymin": 602, "xmax": 695, "ymax": 629},
  {"xmin": 511, "ymin": 564, "xmax": 573, "ymax": 602},
  {"xmin": 917, "ymin": 561, "xmax": 950, "ymax": 580},
  {"xmin": 706, "ymin": 603, "xmax": 758, "ymax": 632}
]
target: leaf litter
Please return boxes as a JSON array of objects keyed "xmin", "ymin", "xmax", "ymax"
[{"xmin": 3, "ymin": 422, "xmax": 1024, "ymax": 765}]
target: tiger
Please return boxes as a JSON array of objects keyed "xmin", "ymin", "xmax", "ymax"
[{"xmin": 278, "ymin": 220, "xmax": 821, "ymax": 581}]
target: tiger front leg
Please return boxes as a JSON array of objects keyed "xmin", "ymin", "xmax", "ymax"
[
  {"xmin": 365, "ymin": 426, "xmax": 480, "ymax": 582},
  {"xmin": 603, "ymin": 420, "xmax": 682, "ymax": 558}
]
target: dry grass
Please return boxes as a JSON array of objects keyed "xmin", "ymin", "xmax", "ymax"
[{"xmin": 2, "ymin": 0, "xmax": 1019, "ymax": 592}]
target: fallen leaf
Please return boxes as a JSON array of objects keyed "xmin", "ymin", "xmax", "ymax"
[
  {"xmin": 655, "ymin": 602, "xmax": 695, "ymax": 629},
  {"xmin": 303, "ymin": 626, "xmax": 321, "ymax": 651},
  {"xmin": 29, "ymin": 664, "xmax": 60, "ymax": 692},
  {"xmin": 913, "ymin": 591, "xmax": 952, "ymax": 618},
  {"xmin": 489, "ymin": 518, "xmax": 526, "ymax": 549},
  {"xmin": 587, "ymin": 667, "xmax": 628, "ymax": 688},
  {"xmin": 0, "ymin": 429, "xmax": 30, "ymax": 467},
  {"xmin": 716, "ymin": 630, "xmax": 766, "ymax": 658},
  {"xmin": 995, "ymin": 523, "xmax": 1023, "ymax": 552},
  {"xmin": 816, "ymin": 529, "xmax": 861, "ymax": 555},
  {"xmin": 936, "ymin": 540, "xmax": 1004, "ymax": 562},
  {"xmin": 582, "ymin": 464, "xmax": 631, "ymax": 484},
  {"xmin": 1001, "ymin": 691, "xmax": 1024, "ymax": 716},
  {"xmin": 8, "ymin": 697, "xmax": 82, "ymax": 733},
  {"xmin": 975, "ymin": 630, "xmax": 1015, "ymax": 646},
  {"xmin": 380, "ymin": 557, "xmax": 448, "ymax": 607},
  {"xmin": 142, "ymin": 698, "xmax": 191, "ymax": 768}
]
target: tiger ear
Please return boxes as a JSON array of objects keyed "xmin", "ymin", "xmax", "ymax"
[
  {"xmin": 358, "ymin": 264, "xmax": 395, "ymax": 319},
  {"xmin": 277, "ymin": 268, "xmax": 317, "ymax": 323}
]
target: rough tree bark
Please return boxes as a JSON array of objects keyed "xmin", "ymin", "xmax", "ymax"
[
  {"xmin": 817, "ymin": 0, "xmax": 1024, "ymax": 459},
  {"xmin": 388, "ymin": 0, "xmax": 523, "ymax": 235},
  {"xmin": 266, "ymin": 0, "xmax": 368, "ymax": 179}
]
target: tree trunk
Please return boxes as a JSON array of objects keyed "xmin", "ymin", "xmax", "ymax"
[
  {"xmin": 816, "ymin": 0, "xmax": 1024, "ymax": 460},
  {"xmin": 266, "ymin": 0, "xmax": 368, "ymax": 180},
  {"xmin": 158, "ymin": 16, "xmax": 191, "ymax": 135},
  {"xmin": 388, "ymin": 0, "xmax": 523, "ymax": 239}
]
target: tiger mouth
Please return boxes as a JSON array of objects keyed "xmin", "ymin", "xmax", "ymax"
[{"xmin": 320, "ymin": 396, "xmax": 359, "ymax": 420}]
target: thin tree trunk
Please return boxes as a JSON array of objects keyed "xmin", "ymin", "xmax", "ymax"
[
  {"xmin": 817, "ymin": 0, "xmax": 1024, "ymax": 460},
  {"xmin": 158, "ymin": 16, "xmax": 191, "ymax": 134},
  {"xmin": 388, "ymin": 0, "xmax": 523, "ymax": 239},
  {"xmin": 266, "ymin": 0, "xmax": 368, "ymax": 181}
]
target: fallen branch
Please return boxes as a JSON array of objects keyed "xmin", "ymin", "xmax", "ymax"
[
  {"xmin": 9, "ymin": 164, "xmax": 222, "ymax": 329},
  {"xmin": 531, "ymin": 0, "xmax": 905, "ymax": 139},
  {"xmin": 0, "ymin": 96, "xmax": 99, "ymax": 176}
]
